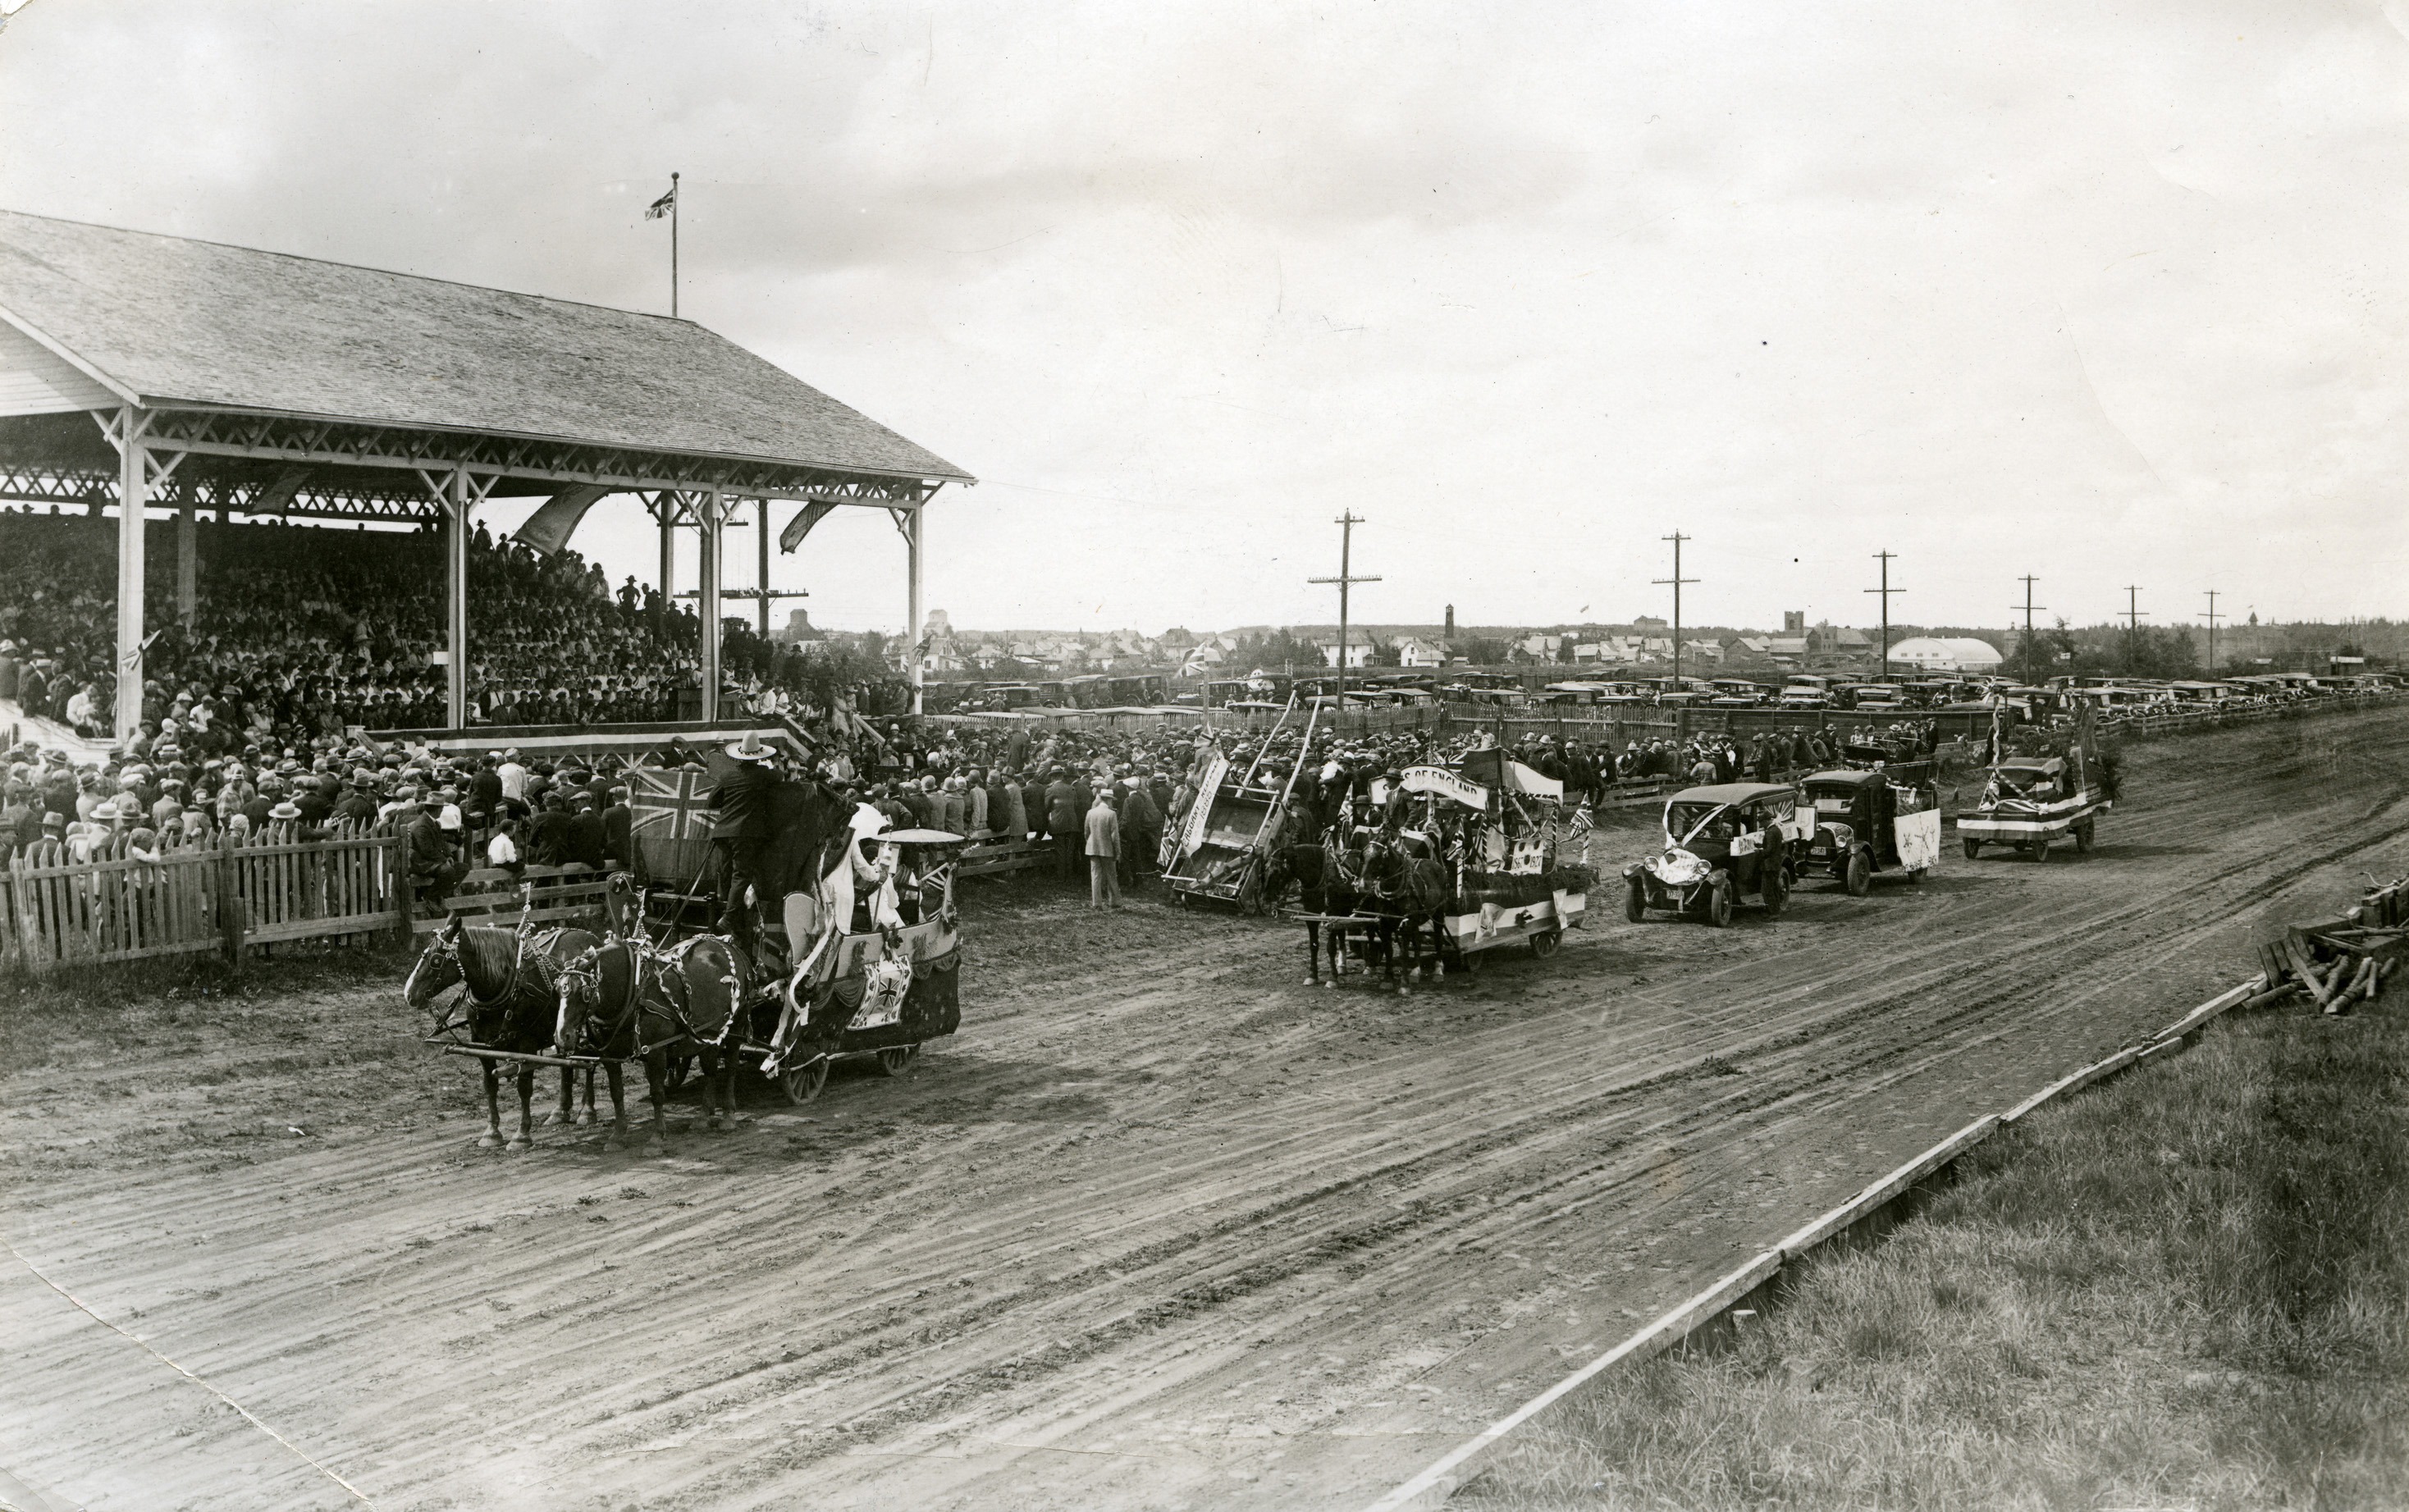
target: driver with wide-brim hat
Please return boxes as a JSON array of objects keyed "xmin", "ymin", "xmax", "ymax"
[{"xmin": 709, "ymin": 732, "xmax": 779, "ymax": 939}]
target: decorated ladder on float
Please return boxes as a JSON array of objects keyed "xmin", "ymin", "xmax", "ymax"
[{"xmin": 1163, "ymin": 692, "xmax": 1321, "ymax": 913}]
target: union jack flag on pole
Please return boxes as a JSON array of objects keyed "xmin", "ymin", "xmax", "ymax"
[{"xmin": 626, "ymin": 765, "xmax": 712, "ymax": 883}]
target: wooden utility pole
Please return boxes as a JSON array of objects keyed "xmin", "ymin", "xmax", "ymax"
[
  {"xmin": 1308, "ymin": 512, "xmax": 1380, "ymax": 706},
  {"xmin": 2012, "ymin": 575, "xmax": 2046, "ymax": 678},
  {"xmin": 2201, "ymin": 590, "xmax": 2224, "ymax": 674},
  {"xmin": 1865, "ymin": 551, "xmax": 1901, "ymax": 679},
  {"xmin": 1655, "ymin": 532, "xmax": 1698, "ymax": 696}
]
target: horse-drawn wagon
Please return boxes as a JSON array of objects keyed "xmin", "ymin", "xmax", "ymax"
[
  {"xmin": 406, "ymin": 756, "xmax": 968, "ymax": 1151},
  {"xmin": 1273, "ymin": 746, "xmax": 1593, "ymax": 989}
]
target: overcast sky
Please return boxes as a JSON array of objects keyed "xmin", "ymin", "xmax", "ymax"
[{"xmin": 2, "ymin": 0, "xmax": 2402, "ymax": 636}]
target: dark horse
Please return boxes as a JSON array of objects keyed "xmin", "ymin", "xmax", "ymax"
[
  {"xmin": 596, "ymin": 773, "xmax": 857, "ymax": 1131},
  {"xmin": 1266, "ymin": 834, "xmax": 1453, "ymax": 994},
  {"xmin": 405, "ymin": 917, "xmax": 604, "ymax": 1149},
  {"xmin": 549, "ymin": 895, "xmax": 751, "ymax": 1147}
]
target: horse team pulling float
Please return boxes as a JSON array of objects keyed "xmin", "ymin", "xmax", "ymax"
[
  {"xmin": 1268, "ymin": 745, "xmax": 1593, "ymax": 991},
  {"xmin": 406, "ymin": 756, "xmax": 967, "ymax": 1150}
]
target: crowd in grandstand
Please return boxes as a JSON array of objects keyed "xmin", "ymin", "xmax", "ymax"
[{"xmin": 0, "ymin": 507, "xmax": 843, "ymax": 746}]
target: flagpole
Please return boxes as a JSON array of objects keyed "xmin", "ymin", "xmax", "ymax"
[{"xmin": 670, "ymin": 171, "xmax": 679, "ymax": 319}]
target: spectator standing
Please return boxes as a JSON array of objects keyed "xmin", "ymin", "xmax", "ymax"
[
  {"xmin": 1084, "ymin": 789, "xmax": 1122, "ymax": 910},
  {"xmin": 1045, "ymin": 770, "xmax": 1081, "ymax": 879}
]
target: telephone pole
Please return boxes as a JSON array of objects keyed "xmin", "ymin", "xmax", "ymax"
[
  {"xmin": 1308, "ymin": 512, "xmax": 1380, "ymax": 706},
  {"xmin": 2201, "ymin": 590, "xmax": 2224, "ymax": 674},
  {"xmin": 1864, "ymin": 551, "xmax": 1902, "ymax": 679},
  {"xmin": 2120, "ymin": 585, "xmax": 2147, "ymax": 674},
  {"xmin": 1654, "ymin": 532, "xmax": 1698, "ymax": 695},
  {"xmin": 2010, "ymin": 574, "xmax": 2046, "ymax": 678}
]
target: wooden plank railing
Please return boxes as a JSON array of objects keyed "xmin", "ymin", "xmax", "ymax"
[
  {"xmin": 956, "ymin": 836, "xmax": 1053, "ymax": 879},
  {"xmin": 409, "ymin": 863, "xmax": 613, "ymax": 935}
]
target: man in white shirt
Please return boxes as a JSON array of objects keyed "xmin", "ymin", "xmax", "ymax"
[
  {"xmin": 486, "ymin": 818, "xmax": 523, "ymax": 875},
  {"xmin": 497, "ymin": 750, "xmax": 528, "ymax": 803}
]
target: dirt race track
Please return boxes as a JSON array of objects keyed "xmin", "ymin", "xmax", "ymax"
[{"xmin": 6, "ymin": 706, "xmax": 2407, "ymax": 1512}]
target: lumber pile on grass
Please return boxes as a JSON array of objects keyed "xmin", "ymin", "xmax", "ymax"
[{"xmin": 2256, "ymin": 872, "xmax": 2408, "ymax": 1016}]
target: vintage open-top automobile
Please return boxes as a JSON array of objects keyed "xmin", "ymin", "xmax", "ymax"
[{"xmin": 1625, "ymin": 781, "xmax": 1812, "ymax": 926}]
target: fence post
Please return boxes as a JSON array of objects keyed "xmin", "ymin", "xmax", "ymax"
[
  {"xmin": 215, "ymin": 839, "xmax": 245, "ymax": 967},
  {"xmin": 391, "ymin": 834, "xmax": 414, "ymax": 944}
]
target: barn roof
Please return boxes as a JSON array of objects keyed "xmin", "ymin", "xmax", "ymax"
[{"xmin": 0, "ymin": 208, "xmax": 969, "ymax": 482}]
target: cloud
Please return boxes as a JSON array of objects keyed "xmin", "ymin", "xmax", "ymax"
[{"xmin": 1, "ymin": 0, "xmax": 2403, "ymax": 631}]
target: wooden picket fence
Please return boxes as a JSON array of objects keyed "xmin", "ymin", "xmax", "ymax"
[
  {"xmin": 409, "ymin": 863, "xmax": 615, "ymax": 936},
  {"xmin": 1, "ymin": 826, "xmax": 409, "ymax": 975}
]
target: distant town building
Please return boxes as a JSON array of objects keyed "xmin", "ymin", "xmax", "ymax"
[
  {"xmin": 1783, "ymin": 610, "xmax": 1806, "ymax": 634},
  {"xmin": 1394, "ymin": 637, "xmax": 1447, "ymax": 668}
]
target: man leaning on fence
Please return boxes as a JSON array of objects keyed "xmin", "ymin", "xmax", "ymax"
[{"xmin": 403, "ymin": 793, "xmax": 465, "ymax": 916}]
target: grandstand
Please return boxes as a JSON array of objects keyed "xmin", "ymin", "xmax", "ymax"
[{"xmin": 0, "ymin": 208, "xmax": 971, "ymax": 741}]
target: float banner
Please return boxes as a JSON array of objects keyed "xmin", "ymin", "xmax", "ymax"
[{"xmin": 1402, "ymin": 765, "xmax": 1489, "ymax": 808}]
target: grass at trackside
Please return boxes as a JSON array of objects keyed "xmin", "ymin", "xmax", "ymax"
[{"xmin": 1465, "ymin": 1000, "xmax": 2409, "ymax": 1511}]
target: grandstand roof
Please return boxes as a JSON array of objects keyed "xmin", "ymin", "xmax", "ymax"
[{"xmin": 0, "ymin": 208, "xmax": 969, "ymax": 482}]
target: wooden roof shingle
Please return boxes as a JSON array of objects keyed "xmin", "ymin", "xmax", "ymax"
[{"xmin": 0, "ymin": 208, "xmax": 969, "ymax": 482}]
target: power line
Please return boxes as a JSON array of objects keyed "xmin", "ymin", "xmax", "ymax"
[
  {"xmin": 1864, "ymin": 551, "xmax": 1902, "ymax": 680},
  {"xmin": 1653, "ymin": 532, "xmax": 1698, "ymax": 695},
  {"xmin": 1307, "ymin": 512, "xmax": 1380, "ymax": 705}
]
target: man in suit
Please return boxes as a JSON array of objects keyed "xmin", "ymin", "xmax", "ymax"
[
  {"xmin": 1084, "ymin": 788, "xmax": 1122, "ymax": 909},
  {"xmin": 1045, "ymin": 768, "xmax": 1081, "ymax": 880},
  {"xmin": 565, "ymin": 793, "xmax": 607, "ymax": 870}
]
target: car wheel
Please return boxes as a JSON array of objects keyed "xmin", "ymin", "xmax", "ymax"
[
  {"xmin": 1706, "ymin": 876, "xmax": 1733, "ymax": 928},
  {"xmin": 2073, "ymin": 819, "xmax": 2095, "ymax": 854},
  {"xmin": 1962, "ymin": 838, "xmax": 1982, "ymax": 861},
  {"xmin": 1625, "ymin": 874, "xmax": 1648, "ymax": 923},
  {"xmin": 1844, "ymin": 848, "xmax": 1872, "ymax": 898}
]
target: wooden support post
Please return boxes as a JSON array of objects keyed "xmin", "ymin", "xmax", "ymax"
[
  {"xmin": 175, "ymin": 484, "xmax": 197, "ymax": 628},
  {"xmin": 446, "ymin": 466, "xmax": 470, "ymax": 729},
  {"xmin": 112, "ymin": 404, "xmax": 148, "ymax": 740},
  {"xmin": 906, "ymin": 505, "xmax": 924, "ymax": 716},
  {"xmin": 657, "ymin": 502, "xmax": 676, "ymax": 605},
  {"xmin": 757, "ymin": 495, "xmax": 772, "ymax": 637},
  {"xmin": 698, "ymin": 486, "xmax": 724, "ymax": 722}
]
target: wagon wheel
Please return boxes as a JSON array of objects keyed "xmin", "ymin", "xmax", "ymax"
[
  {"xmin": 1237, "ymin": 865, "xmax": 1267, "ymax": 916},
  {"xmin": 871, "ymin": 1044, "xmax": 917, "ymax": 1077},
  {"xmin": 780, "ymin": 1056, "xmax": 830, "ymax": 1105},
  {"xmin": 1529, "ymin": 929, "xmax": 1561, "ymax": 959},
  {"xmin": 665, "ymin": 1053, "xmax": 695, "ymax": 1092}
]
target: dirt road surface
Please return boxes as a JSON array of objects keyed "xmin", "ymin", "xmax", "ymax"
[{"xmin": 5, "ymin": 706, "xmax": 2405, "ymax": 1512}]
